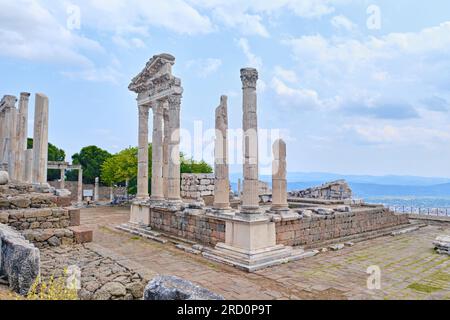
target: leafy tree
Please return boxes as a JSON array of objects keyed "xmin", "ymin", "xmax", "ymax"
[
  {"xmin": 67, "ymin": 146, "xmax": 112, "ymax": 184},
  {"xmin": 27, "ymin": 138, "xmax": 66, "ymax": 181},
  {"xmin": 101, "ymin": 146, "xmax": 213, "ymax": 195}
]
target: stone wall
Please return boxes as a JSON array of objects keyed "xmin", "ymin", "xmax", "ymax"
[
  {"xmin": 1, "ymin": 207, "xmax": 78, "ymax": 248},
  {"xmin": 276, "ymin": 207, "xmax": 409, "ymax": 248},
  {"xmin": 48, "ymin": 181, "xmax": 127, "ymax": 202},
  {"xmin": 181, "ymin": 174, "xmax": 215, "ymax": 200},
  {"xmin": 149, "ymin": 207, "xmax": 225, "ymax": 247},
  {"xmin": 289, "ymin": 180, "xmax": 352, "ymax": 200}
]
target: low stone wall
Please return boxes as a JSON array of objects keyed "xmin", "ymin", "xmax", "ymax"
[
  {"xmin": 149, "ymin": 207, "xmax": 225, "ymax": 247},
  {"xmin": 0, "ymin": 223, "xmax": 40, "ymax": 295},
  {"xmin": 48, "ymin": 181, "xmax": 127, "ymax": 202},
  {"xmin": 276, "ymin": 208, "xmax": 409, "ymax": 247},
  {"xmin": 181, "ymin": 174, "xmax": 215, "ymax": 200},
  {"xmin": 1, "ymin": 207, "xmax": 80, "ymax": 248}
]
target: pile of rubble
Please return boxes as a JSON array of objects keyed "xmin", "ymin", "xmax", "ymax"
[
  {"xmin": 289, "ymin": 180, "xmax": 352, "ymax": 200},
  {"xmin": 433, "ymin": 236, "xmax": 450, "ymax": 255}
]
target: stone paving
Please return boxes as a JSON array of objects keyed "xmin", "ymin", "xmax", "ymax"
[{"xmin": 79, "ymin": 206, "xmax": 450, "ymax": 300}]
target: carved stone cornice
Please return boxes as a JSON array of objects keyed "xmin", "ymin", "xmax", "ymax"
[
  {"xmin": 129, "ymin": 54, "xmax": 176, "ymax": 94},
  {"xmin": 240, "ymin": 68, "xmax": 259, "ymax": 89}
]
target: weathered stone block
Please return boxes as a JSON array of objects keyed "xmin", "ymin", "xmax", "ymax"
[
  {"xmin": 69, "ymin": 226, "xmax": 93, "ymax": 244},
  {"xmin": 143, "ymin": 276, "xmax": 224, "ymax": 300},
  {"xmin": 69, "ymin": 209, "xmax": 81, "ymax": 226},
  {"xmin": 0, "ymin": 224, "xmax": 40, "ymax": 295}
]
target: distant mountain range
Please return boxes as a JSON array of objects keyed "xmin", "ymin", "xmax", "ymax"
[{"xmin": 229, "ymin": 172, "xmax": 450, "ymax": 198}]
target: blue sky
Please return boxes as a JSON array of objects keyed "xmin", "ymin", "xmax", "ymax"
[{"xmin": 1, "ymin": 0, "xmax": 450, "ymax": 177}]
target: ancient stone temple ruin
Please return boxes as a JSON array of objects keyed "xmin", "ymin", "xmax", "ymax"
[
  {"xmin": 120, "ymin": 53, "xmax": 411, "ymax": 272},
  {"xmin": 0, "ymin": 92, "xmax": 94, "ymax": 295}
]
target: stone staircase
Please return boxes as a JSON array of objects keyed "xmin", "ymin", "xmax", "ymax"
[{"xmin": 116, "ymin": 223, "xmax": 167, "ymax": 244}]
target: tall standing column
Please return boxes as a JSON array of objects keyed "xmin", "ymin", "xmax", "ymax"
[
  {"xmin": 240, "ymin": 68, "xmax": 260, "ymax": 212},
  {"xmin": 271, "ymin": 139, "xmax": 289, "ymax": 211},
  {"xmin": 151, "ymin": 100, "xmax": 165, "ymax": 200},
  {"xmin": 167, "ymin": 95, "xmax": 182, "ymax": 202},
  {"xmin": 32, "ymin": 93, "xmax": 49, "ymax": 185},
  {"xmin": 94, "ymin": 177, "xmax": 99, "ymax": 203},
  {"xmin": 77, "ymin": 168, "xmax": 83, "ymax": 204},
  {"xmin": 17, "ymin": 93, "xmax": 30, "ymax": 182},
  {"xmin": 213, "ymin": 96, "xmax": 231, "ymax": 210},
  {"xmin": 60, "ymin": 168, "xmax": 65, "ymax": 189},
  {"xmin": 163, "ymin": 109, "xmax": 170, "ymax": 199},
  {"xmin": 137, "ymin": 105, "xmax": 150, "ymax": 199},
  {"xmin": 8, "ymin": 107, "xmax": 19, "ymax": 181},
  {"xmin": 24, "ymin": 149, "xmax": 33, "ymax": 183},
  {"xmin": 0, "ymin": 110, "xmax": 5, "ymax": 166}
]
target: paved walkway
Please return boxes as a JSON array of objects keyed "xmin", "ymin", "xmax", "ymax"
[{"xmin": 81, "ymin": 206, "xmax": 450, "ymax": 300}]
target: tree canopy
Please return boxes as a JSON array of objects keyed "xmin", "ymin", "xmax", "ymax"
[
  {"xmin": 101, "ymin": 145, "xmax": 212, "ymax": 195},
  {"xmin": 69, "ymin": 146, "xmax": 112, "ymax": 184}
]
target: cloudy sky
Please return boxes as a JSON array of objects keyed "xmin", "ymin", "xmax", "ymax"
[{"xmin": 1, "ymin": 0, "xmax": 450, "ymax": 177}]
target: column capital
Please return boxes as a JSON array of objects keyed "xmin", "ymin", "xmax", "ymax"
[
  {"xmin": 240, "ymin": 68, "xmax": 259, "ymax": 89},
  {"xmin": 168, "ymin": 94, "xmax": 182, "ymax": 110},
  {"xmin": 20, "ymin": 92, "xmax": 31, "ymax": 101}
]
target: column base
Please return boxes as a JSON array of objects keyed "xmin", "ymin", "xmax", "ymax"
[
  {"xmin": 130, "ymin": 202, "xmax": 151, "ymax": 226},
  {"xmin": 203, "ymin": 243, "xmax": 315, "ymax": 273}
]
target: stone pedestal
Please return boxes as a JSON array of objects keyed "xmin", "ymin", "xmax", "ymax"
[
  {"xmin": 203, "ymin": 213, "xmax": 305, "ymax": 272},
  {"xmin": 130, "ymin": 202, "xmax": 151, "ymax": 226}
]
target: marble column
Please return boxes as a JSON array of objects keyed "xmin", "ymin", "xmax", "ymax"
[
  {"xmin": 167, "ymin": 95, "xmax": 182, "ymax": 202},
  {"xmin": 24, "ymin": 149, "xmax": 33, "ymax": 183},
  {"xmin": 77, "ymin": 168, "xmax": 83, "ymax": 204},
  {"xmin": 163, "ymin": 108, "xmax": 170, "ymax": 199},
  {"xmin": 60, "ymin": 168, "xmax": 65, "ymax": 189},
  {"xmin": 240, "ymin": 68, "xmax": 260, "ymax": 212},
  {"xmin": 32, "ymin": 93, "xmax": 49, "ymax": 185},
  {"xmin": 8, "ymin": 107, "xmax": 19, "ymax": 181},
  {"xmin": 151, "ymin": 100, "xmax": 165, "ymax": 200},
  {"xmin": 17, "ymin": 93, "xmax": 30, "ymax": 182},
  {"xmin": 137, "ymin": 105, "xmax": 150, "ymax": 199},
  {"xmin": 0, "ymin": 109, "xmax": 5, "ymax": 165},
  {"xmin": 271, "ymin": 139, "xmax": 289, "ymax": 211},
  {"xmin": 94, "ymin": 177, "xmax": 99, "ymax": 202},
  {"xmin": 214, "ymin": 96, "xmax": 231, "ymax": 210}
]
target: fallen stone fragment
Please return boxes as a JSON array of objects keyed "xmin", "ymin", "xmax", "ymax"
[
  {"xmin": 329, "ymin": 244, "xmax": 345, "ymax": 251},
  {"xmin": 143, "ymin": 275, "xmax": 224, "ymax": 300},
  {"xmin": 0, "ymin": 224, "xmax": 40, "ymax": 295},
  {"xmin": 0, "ymin": 171, "xmax": 9, "ymax": 185},
  {"xmin": 433, "ymin": 235, "xmax": 450, "ymax": 255}
]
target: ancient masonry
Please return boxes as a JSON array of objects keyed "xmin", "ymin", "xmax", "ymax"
[
  {"xmin": 289, "ymin": 180, "xmax": 353, "ymax": 200},
  {"xmin": 0, "ymin": 93, "xmax": 94, "ymax": 296},
  {"xmin": 118, "ymin": 53, "xmax": 412, "ymax": 272}
]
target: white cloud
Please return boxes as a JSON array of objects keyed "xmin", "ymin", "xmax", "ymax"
[
  {"xmin": 0, "ymin": 0, "xmax": 103, "ymax": 66},
  {"xmin": 331, "ymin": 15, "xmax": 356, "ymax": 32},
  {"xmin": 274, "ymin": 66, "xmax": 299, "ymax": 83},
  {"xmin": 345, "ymin": 124, "xmax": 450, "ymax": 147},
  {"xmin": 280, "ymin": 21, "xmax": 450, "ymax": 118},
  {"xmin": 186, "ymin": 58, "xmax": 222, "ymax": 77}
]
